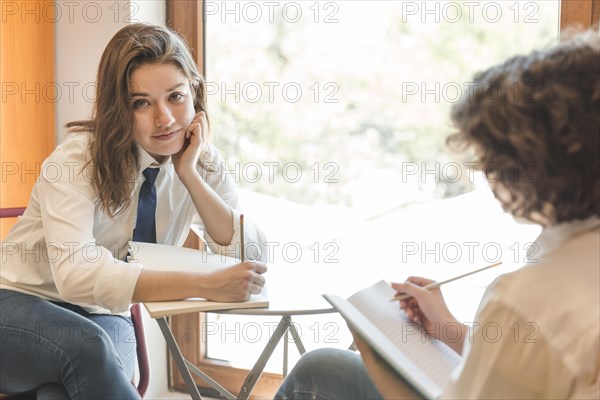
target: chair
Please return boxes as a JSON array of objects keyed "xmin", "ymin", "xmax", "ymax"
[
  {"xmin": 130, "ymin": 303, "xmax": 150, "ymax": 397},
  {"xmin": 0, "ymin": 207, "xmax": 150, "ymax": 398},
  {"xmin": 0, "ymin": 208, "xmax": 26, "ymax": 218}
]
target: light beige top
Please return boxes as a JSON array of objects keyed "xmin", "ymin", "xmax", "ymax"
[{"xmin": 443, "ymin": 217, "xmax": 600, "ymax": 399}]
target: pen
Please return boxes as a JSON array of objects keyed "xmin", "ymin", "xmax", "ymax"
[
  {"xmin": 390, "ymin": 262, "xmax": 502, "ymax": 301},
  {"xmin": 240, "ymin": 214, "xmax": 245, "ymax": 262}
]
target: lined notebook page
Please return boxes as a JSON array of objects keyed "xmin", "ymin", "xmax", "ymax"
[{"xmin": 325, "ymin": 280, "xmax": 461, "ymax": 399}]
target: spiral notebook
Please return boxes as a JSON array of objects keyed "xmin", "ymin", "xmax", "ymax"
[
  {"xmin": 129, "ymin": 242, "xmax": 268, "ymax": 318},
  {"xmin": 323, "ymin": 280, "xmax": 461, "ymax": 399}
]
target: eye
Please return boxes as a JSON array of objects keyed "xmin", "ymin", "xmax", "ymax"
[
  {"xmin": 170, "ymin": 92, "xmax": 185, "ymax": 102},
  {"xmin": 132, "ymin": 99, "xmax": 149, "ymax": 110}
]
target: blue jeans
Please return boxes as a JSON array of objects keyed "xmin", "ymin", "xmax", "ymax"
[
  {"xmin": 275, "ymin": 348, "xmax": 383, "ymax": 400},
  {"xmin": 0, "ymin": 289, "xmax": 140, "ymax": 399}
]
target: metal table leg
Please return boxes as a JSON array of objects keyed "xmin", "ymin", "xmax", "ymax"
[
  {"xmin": 287, "ymin": 320, "xmax": 306, "ymax": 355},
  {"xmin": 157, "ymin": 317, "xmax": 203, "ymax": 400},
  {"xmin": 185, "ymin": 360, "xmax": 236, "ymax": 400},
  {"xmin": 283, "ymin": 328, "xmax": 289, "ymax": 377},
  {"xmin": 237, "ymin": 316, "xmax": 290, "ymax": 400}
]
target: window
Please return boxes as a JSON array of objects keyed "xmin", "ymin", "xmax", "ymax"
[{"xmin": 167, "ymin": 0, "xmax": 592, "ymax": 396}]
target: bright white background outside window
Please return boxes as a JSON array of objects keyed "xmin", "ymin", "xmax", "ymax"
[{"xmin": 203, "ymin": 1, "xmax": 558, "ymax": 373}]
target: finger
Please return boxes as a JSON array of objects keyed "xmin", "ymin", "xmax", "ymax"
[
  {"xmin": 404, "ymin": 307, "xmax": 421, "ymax": 323},
  {"xmin": 252, "ymin": 272, "xmax": 266, "ymax": 288},
  {"xmin": 185, "ymin": 122, "xmax": 199, "ymax": 139},
  {"xmin": 249, "ymin": 261, "xmax": 267, "ymax": 274},
  {"xmin": 402, "ymin": 302, "xmax": 420, "ymax": 319},
  {"xmin": 392, "ymin": 281, "xmax": 427, "ymax": 299},
  {"xmin": 391, "ymin": 278, "xmax": 427, "ymax": 291},
  {"xmin": 408, "ymin": 298, "xmax": 419, "ymax": 308},
  {"xmin": 197, "ymin": 111, "xmax": 207, "ymax": 122},
  {"xmin": 187, "ymin": 111, "xmax": 205, "ymax": 136},
  {"xmin": 193, "ymin": 111, "xmax": 205, "ymax": 122},
  {"xmin": 199, "ymin": 114, "xmax": 209, "ymax": 141},
  {"xmin": 249, "ymin": 273, "xmax": 266, "ymax": 292},
  {"xmin": 249, "ymin": 282, "xmax": 264, "ymax": 295},
  {"xmin": 391, "ymin": 281, "xmax": 413, "ymax": 293},
  {"xmin": 406, "ymin": 276, "xmax": 436, "ymax": 286},
  {"xmin": 405, "ymin": 306, "xmax": 419, "ymax": 316},
  {"xmin": 399, "ymin": 298, "xmax": 416, "ymax": 310},
  {"xmin": 190, "ymin": 112, "xmax": 207, "ymax": 137}
]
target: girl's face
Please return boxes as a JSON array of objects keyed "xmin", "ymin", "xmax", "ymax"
[{"xmin": 129, "ymin": 63, "xmax": 195, "ymax": 162}]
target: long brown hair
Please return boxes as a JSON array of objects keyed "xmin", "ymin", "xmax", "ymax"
[
  {"xmin": 67, "ymin": 23, "xmax": 207, "ymax": 217},
  {"xmin": 448, "ymin": 30, "xmax": 600, "ymax": 225}
]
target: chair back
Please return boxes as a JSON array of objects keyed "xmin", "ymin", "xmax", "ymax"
[{"xmin": 0, "ymin": 207, "xmax": 26, "ymax": 218}]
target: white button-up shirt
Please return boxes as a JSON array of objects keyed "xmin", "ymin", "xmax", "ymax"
[{"xmin": 0, "ymin": 133, "xmax": 266, "ymax": 314}]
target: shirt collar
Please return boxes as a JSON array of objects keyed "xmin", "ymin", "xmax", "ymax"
[
  {"xmin": 533, "ymin": 216, "xmax": 600, "ymax": 260},
  {"xmin": 136, "ymin": 144, "xmax": 175, "ymax": 178}
]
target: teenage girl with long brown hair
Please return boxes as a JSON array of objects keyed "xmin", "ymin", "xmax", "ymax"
[{"xmin": 0, "ymin": 23, "xmax": 267, "ymax": 398}]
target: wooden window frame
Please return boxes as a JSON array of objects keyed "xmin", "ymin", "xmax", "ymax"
[
  {"xmin": 165, "ymin": 0, "xmax": 598, "ymax": 397},
  {"xmin": 166, "ymin": 3, "xmax": 283, "ymax": 397},
  {"xmin": 560, "ymin": 0, "xmax": 600, "ymax": 34}
]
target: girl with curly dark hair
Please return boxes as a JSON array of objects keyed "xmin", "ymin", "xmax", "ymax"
[{"xmin": 276, "ymin": 30, "xmax": 599, "ymax": 400}]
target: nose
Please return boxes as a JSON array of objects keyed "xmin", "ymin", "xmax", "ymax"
[{"xmin": 155, "ymin": 102, "xmax": 175, "ymax": 129}]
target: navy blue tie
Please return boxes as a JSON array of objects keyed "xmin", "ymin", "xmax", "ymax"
[{"xmin": 133, "ymin": 168, "xmax": 159, "ymax": 243}]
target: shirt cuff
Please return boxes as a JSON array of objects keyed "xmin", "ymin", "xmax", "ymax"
[{"xmin": 93, "ymin": 260, "xmax": 143, "ymax": 314}]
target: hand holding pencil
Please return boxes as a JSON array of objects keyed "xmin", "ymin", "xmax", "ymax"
[
  {"xmin": 390, "ymin": 262, "xmax": 502, "ymax": 302},
  {"xmin": 390, "ymin": 262, "xmax": 502, "ymax": 354},
  {"xmin": 392, "ymin": 276, "xmax": 466, "ymax": 353}
]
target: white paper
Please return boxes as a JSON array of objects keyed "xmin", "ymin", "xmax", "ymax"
[
  {"xmin": 128, "ymin": 241, "xmax": 239, "ymax": 273},
  {"xmin": 325, "ymin": 280, "xmax": 461, "ymax": 399}
]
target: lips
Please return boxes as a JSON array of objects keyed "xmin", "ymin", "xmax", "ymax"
[{"xmin": 153, "ymin": 129, "xmax": 180, "ymax": 141}]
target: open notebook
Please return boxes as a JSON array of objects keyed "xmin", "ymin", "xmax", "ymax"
[
  {"xmin": 129, "ymin": 241, "xmax": 268, "ymax": 318},
  {"xmin": 324, "ymin": 280, "xmax": 461, "ymax": 400}
]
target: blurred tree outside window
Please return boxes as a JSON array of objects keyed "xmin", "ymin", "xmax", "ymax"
[{"xmin": 206, "ymin": 0, "xmax": 559, "ymax": 216}]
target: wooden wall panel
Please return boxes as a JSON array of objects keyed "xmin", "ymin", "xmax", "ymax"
[
  {"xmin": 560, "ymin": 0, "xmax": 600, "ymax": 30},
  {"xmin": 0, "ymin": 0, "xmax": 56, "ymax": 238}
]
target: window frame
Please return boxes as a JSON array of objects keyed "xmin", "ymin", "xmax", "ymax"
[
  {"xmin": 165, "ymin": 0, "xmax": 599, "ymax": 396},
  {"xmin": 166, "ymin": 2, "xmax": 283, "ymax": 396}
]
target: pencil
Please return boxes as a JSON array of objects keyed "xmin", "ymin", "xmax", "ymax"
[
  {"xmin": 390, "ymin": 262, "xmax": 502, "ymax": 301},
  {"xmin": 239, "ymin": 214, "xmax": 245, "ymax": 261}
]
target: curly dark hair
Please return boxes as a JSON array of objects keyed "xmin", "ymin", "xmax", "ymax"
[{"xmin": 448, "ymin": 30, "xmax": 600, "ymax": 225}]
